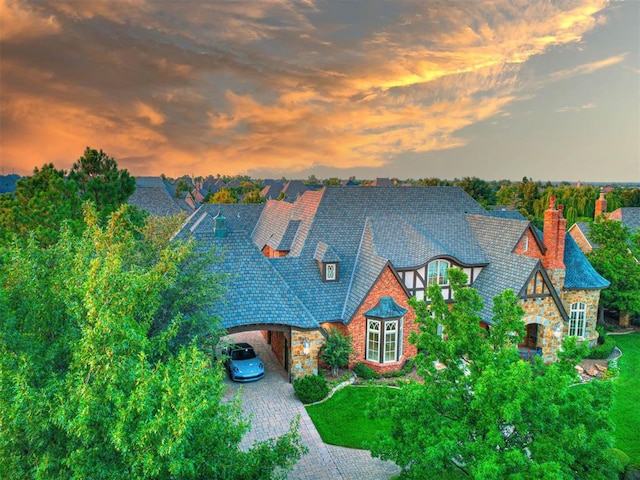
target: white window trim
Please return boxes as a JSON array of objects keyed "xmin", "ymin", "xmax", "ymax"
[
  {"xmin": 366, "ymin": 317, "xmax": 403, "ymax": 364},
  {"xmin": 569, "ymin": 302, "xmax": 586, "ymax": 338},
  {"xmin": 427, "ymin": 260, "xmax": 450, "ymax": 286},
  {"xmin": 325, "ymin": 262, "xmax": 337, "ymax": 281}
]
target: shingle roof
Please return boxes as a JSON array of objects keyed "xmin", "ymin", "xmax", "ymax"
[
  {"xmin": 175, "ymin": 185, "xmax": 609, "ymax": 329},
  {"xmin": 365, "ymin": 297, "xmax": 407, "ymax": 319},
  {"xmin": 467, "ymin": 215, "xmax": 540, "ymax": 321},
  {"xmin": 609, "ymin": 207, "xmax": 640, "ymax": 233},
  {"xmin": 562, "ymin": 233, "xmax": 610, "ymax": 290},
  {"xmin": 128, "ymin": 176, "xmax": 186, "ymax": 217},
  {"xmin": 194, "ymin": 232, "xmax": 318, "ymax": 329}
]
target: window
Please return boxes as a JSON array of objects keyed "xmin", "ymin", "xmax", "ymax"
[
  {"xmin": 367, "ymin": 318, "xmax": 403, "ymax": 363},
  {"xmin": 427, "ymin": 260, "xmax": 450, "ymax": 286},
  {"xmin": 569, "ymin": 302, "xmax": 586, "ymax": 337},
  {"xmin": 522, "ymin": 236, "xmax": 529, "ymax": 252},
  {"xmin": 366, "ymin": 320, "xmax": 380, "ymax": 362},
  {"xmin": 325, "ymin": 263, "xmax": 337, "ymax": 281}
]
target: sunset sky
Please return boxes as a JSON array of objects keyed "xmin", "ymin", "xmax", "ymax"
[{"xmin": 1, "ymin": 0, "xmax": 638, "ymax": 182}]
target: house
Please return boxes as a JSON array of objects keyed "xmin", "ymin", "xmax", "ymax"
[
  {"xmin": 569, "ymin": 191, "xmax": 640, "ymax": 254},
  {"xmin": 175, "ymin": 187, "xmax": 608, "ymax": 379},
  {"xmin": 128, "ymin": 176, "xmax": 189, "ymax": 217}
]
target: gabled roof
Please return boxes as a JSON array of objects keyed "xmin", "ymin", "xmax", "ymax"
[
  {"xmin": 176, "ymin": 186, "xmax": 609, "ymax": 329},
  {"xmin": 128, "ymin": 176, "xmax": 186, "ymax": 217},
  {"xmin": 467, "ymin": 215, "xmax": 540, "ymax": 321},
  {"xmin": 608, "ymin": 207, "xmax": 640, "ymax": 232}
]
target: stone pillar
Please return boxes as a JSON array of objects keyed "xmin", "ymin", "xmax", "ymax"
[{"xmin": 290, "ymin": 328, "xmax": 326, "ymax": 380}]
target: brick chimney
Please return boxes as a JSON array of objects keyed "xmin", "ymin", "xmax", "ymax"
[
  {"xmin": 594, "ymin": 190, "xmax": 607, "ymax": 220},
  {"xmin": 542, "ymin": 196, "xmax": 566, "ymax": 291}
]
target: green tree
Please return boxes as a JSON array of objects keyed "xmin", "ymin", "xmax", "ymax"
[
  {"xmin": 69, "ymin": 147, "xmax": 136, "ymax": 219},
  {"xmin": 587, "ymin": 218, "xmax": 640, "ymax": 327},
  {"xmin": 370, "ymin": 269, "xmax": 620, "ymax": 479},
  {"xmin": 209, "ymin": 187, "xmax": 239, "ymax": 204},
  {"xmin": 320, "ymin": 329, "xmax": 355, "ymax": 376},
  {"xmin": 242, "ymin": 189, "xmax": 266, "ymax": 204},
  {"xmin": 0, "ymin": 163, "xmax": 83, "ymax": 246},
  {"xmin": 454, "ymin": 177, "xmax": 496, "ymax": 208},
  {"xmin": 0, "ymin": 205, "xmax": 305, "ymax": 479}
]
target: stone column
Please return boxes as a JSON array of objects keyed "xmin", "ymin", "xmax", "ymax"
[{"xmin": 290, "ymin": 328, "xmax": 326, "ymax": 380}]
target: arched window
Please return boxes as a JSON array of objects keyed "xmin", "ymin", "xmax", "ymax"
[
  {"xmin": 427, "ymin": 260, "xmax": 450, "ymax": 286},
  {"xmin": 568, "ymin": 302, "xmax": 586, "ymax": 338}
]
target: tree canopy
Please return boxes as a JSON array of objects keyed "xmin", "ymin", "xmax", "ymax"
[
  {"xmin": 0, "ymin": 149, "xmax": 138, "ymax": 246},
  {"xmin": 0, "ymin": 205, "xmax": 305, "ymax": 479},
  {"xmin": 370, "ymin": 269, "xmax": 620, "ymax": 479},
  {"xmin": 587, "ymin": 218, "xmax": 640, "ymax": 326}
]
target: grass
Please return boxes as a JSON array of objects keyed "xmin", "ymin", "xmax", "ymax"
[
  {"xmin": 305, "ymin": 385, "xmax": 397, "ymax": 449},
  {"xmin": 610, "ymin": 332, "xmax": 640, "ymax": 465}
]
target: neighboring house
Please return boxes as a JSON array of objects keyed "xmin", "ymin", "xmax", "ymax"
[
  {"xmin": 175, "ymin": 187, "xmax": 608, "ymax": 380},
  {"xmin": 0, "ymin": 174, "xmax": 20, "ymax": 194},
  {"xmin": 569, "ymin": 191, "xmax": 640, "ymax": 254},
  {"xmin": 128, "ymin": 176, "xmax": 190, "ymax": 217}
]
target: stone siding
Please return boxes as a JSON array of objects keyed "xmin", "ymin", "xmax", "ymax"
[
  {"xmin": 561, "ymin": 289, "xmax": 601, "ymax": 346},
  {"xmin": 290, "ymin": 328, "xmax": 325, "ymax": 379}
]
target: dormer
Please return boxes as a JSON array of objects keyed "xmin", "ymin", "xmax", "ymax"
[{"xmin": 314, "ymin": 242, "xmax": 341, "ymax": 282}]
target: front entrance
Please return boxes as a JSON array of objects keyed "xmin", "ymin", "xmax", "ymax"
[{"xmin": 524, "ymin": 323, "xmax": 538, "ymax": 349}]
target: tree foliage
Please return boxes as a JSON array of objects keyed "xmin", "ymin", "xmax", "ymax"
[
  {"xmin": 68, "ymin": 146, "xmax": 136, "ymax": 220},
  {"xmin": 587, "ymin": 218, "xmax": 640, "ymax": 326},
  {"xmin": 370, "ymin": 268, "xmax": 620, "ymax": 479},
  {"xmin": 0, "ymin": 149, "xmax": 137, "ymax": 246},
  {"xmin": 209, "ymin": 187, "xmax": 239, "ymax": 204},
  {"xmin": 0, "ymin": 205, "xmax": 305, "ymax": 479},
  {"xmin": 320, "ymin": 328, "xmax": 355, "ymax": 376}
]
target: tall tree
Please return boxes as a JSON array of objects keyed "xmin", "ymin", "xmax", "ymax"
[
  {"xmin": 370, "ymin": 269, "xmax": 620, "ymax": 479},
  {"xmin": 0, "ymin": 163, "xmax": 83, "ymax": 246},
  {"xmin": 69, "ymin": 147, "xmax": 136, "ymax": 219},
  {"xmin": 587, "ymin": 218, "xmax": 640, "ymax": 327},
  {"xmin": 0, "ymin": 204, "xmax": 305, "ymax": 479}
]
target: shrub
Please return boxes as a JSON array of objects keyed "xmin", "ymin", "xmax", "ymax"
[
  {"xmin": 587, "ymin": 331, "xmax": 616, "ymax": 359},
  {"xmin": 353, "ymin": 362, "xmax": 381, "ymax": 380},
  {"xmin": 321, "ymin": 328, "xmax": 355, "ymax": 376},
  {"xmin": 293, "ymin": 374, "xmax": 329, "ymax": 404}
]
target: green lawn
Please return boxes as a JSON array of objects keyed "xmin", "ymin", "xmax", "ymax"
[
  {"xmin": 610, "ymin": 332, "xmax": 640, "ymax": 465},
  {"xmin": 305, "ymin": 385, "xmax": 397, "ymax": 449}
]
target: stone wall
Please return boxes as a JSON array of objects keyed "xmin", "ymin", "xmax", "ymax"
[
  {"xmin": 290, "ymin": 328, "xmax": 325, "ymax": 379},
  {"xmin": 561, "ymin": 289, "xmax": 601, "ymax": 346}
]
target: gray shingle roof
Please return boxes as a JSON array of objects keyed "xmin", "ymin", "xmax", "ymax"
[
  {"xmin": 467, "ymin": 215, "xmax": 539, "ymax": 321},
  {"xmin": 175, "ymin": 185, "xmax": 609, "ymax": 329},
  {"xmin": 128, "ymin": 176, "xmax": 186, "ymax": 217}
]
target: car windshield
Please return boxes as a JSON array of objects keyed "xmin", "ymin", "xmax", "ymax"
[{"xmin": 230, "ymin": 347, "xmax": 256, "ymax": 361}]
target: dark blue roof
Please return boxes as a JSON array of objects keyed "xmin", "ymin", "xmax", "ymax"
[
  {"xmin": 563, "ymin": 233, "xmax": 610, "ymax": 289},
  {"xmin": 365, "ymin": 297, "xmax": 407, "ymax": 319}
]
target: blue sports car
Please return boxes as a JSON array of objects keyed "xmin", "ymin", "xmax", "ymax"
[{"xmin": 225, "ymin": 342, "xmax": 265, "ymax": 382}]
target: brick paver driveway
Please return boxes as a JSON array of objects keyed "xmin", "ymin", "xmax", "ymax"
[{"xmin": 223, "ymin": 331, "xmax": 400, "ymax": 480}]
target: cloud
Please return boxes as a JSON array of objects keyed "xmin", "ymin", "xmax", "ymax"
[
  {"xmin": 554, "ymin": 103, "xmax": 597, "ymax": 113},
  {"xmin": 0, "ymin": 0, "xmax": 626, "ymax": 177}
]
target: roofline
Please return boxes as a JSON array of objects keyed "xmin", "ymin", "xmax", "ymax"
[{"xmin": 395, "ymin": 255, "xmax": 488, "ymax": 271}]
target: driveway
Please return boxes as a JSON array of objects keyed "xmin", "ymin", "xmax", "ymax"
[{"xmin": 223, "ymin": 331, "xmax": 400, "ymax": 480}]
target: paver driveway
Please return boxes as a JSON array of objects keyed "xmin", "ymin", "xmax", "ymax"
[{"xmin": 223, "ymin": 331, "xmax": 400, "ymax": 480}]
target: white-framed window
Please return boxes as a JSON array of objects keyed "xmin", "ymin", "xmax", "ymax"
[
  {"xmin": 367, "ymin": 318, "xmax": 403, "ymax": 363},
  {"xmin": 427, "ymin": 260, "xmax": 450, "ymax": 286},
  {"xmin": 325, "ymin": 263, "xmax": 337, "ymax": 281},
  {"xmin": 366, "ymin": 320, "xmax": 380, "ymax": 362},
  {"xmin": 568, "ymin": 302, "xmax": 586, "ymax": 337},
  {"xmin": 522, "ymin": 236, "xmax": 529, "ymax": 252}
]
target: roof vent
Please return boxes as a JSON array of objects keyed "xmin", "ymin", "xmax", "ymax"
[{"xmin": 214, "ymin": 211, "xmax": 227, "ymax": 238}]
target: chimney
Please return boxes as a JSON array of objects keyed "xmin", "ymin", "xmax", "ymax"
[
  {"xmin": 594, "ymin": 190, "xmax": 607, "ymax": 220},
  {"xmin": 542, "ymin": 196, "xmax": 566, "ymax": 290}
]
